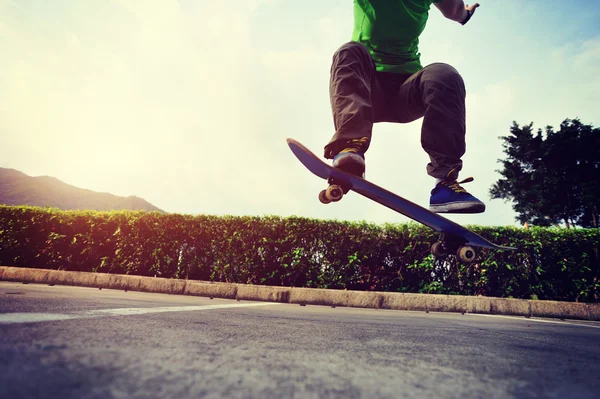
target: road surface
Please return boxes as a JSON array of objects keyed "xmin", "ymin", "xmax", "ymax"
[{"xmin": 1, "ymin": 282, "xmax": 599, "ymax": 398}]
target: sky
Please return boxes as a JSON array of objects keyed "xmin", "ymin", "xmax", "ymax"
[{"xmin": 1, "ymin": 0, "xmax": 599, "ymax": 227}]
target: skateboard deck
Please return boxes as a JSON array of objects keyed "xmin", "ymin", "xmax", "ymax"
[{"xmin": 287, "ymin": 138, "xmax": 516, "ymax": 260}]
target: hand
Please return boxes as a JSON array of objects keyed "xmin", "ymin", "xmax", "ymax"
[{"xmin": 465, "ymin": 3, "xmax": 480, "ymax": 15}]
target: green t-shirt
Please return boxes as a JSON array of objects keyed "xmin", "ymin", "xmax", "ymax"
[{"xmin": 352, "ymin": 0, "xmax": 442, "ymax": 74}]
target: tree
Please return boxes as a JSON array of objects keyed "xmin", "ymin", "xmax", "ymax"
[{"xmin": 490, "ymin": 119, "xmax": 600, "ymax": 228}]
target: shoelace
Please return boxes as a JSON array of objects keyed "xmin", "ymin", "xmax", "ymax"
[
  {"xmin": 340, "ymin": 137, "xmax": 369, "ymax": 154},
  {"xmin": 441, "ymin": 177, "xmax": 474, "ymax": 193}
]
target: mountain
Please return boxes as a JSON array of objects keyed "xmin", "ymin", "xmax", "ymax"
[{"xmin": 0, "ymin": 168, "xmax": 164, "ymax": 213}]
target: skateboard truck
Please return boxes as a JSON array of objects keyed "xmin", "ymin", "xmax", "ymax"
[
  {"xmin": 431, "ymin": 232, "xmax": 477, "ymax": 263},
  {"xmin": 318, "ymin": 177, "xmax": 351, "ymax": 204}
]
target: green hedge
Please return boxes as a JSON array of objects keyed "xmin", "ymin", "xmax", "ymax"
[{"xmin": 1, "ymin": 205, "xmax": 598, "ymax": 302}]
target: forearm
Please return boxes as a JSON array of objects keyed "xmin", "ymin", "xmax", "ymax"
[{"xmin": 445, "ymin": 2, "xmax": 470, "ymax": 23}]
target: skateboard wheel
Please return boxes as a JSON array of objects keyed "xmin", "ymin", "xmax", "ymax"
[
  {"xmin": 318, "ymin": 190, "xmax": 332, "ymax": 204},
  {"xmin": 457, "ymin": 245, "xmax": 476, "ymax": 263},
  {"xmin": 431, "ymin": 241, "xmax": 446, "ymax": 257},
  {"xmin": 326, "ymin": 185, "xmax": 344, "ymax": 202}
]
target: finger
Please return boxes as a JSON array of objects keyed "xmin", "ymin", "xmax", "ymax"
[{"xmin": 467, "ymin": 3, "xmax": 480, "ymax": 13}]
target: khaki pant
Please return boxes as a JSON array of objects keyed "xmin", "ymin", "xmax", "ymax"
[{"xmin": 325, "ymin": 42, "xmax": 467, "ymax": 179}]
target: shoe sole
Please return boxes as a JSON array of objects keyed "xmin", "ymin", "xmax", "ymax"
[
  {"xmin": 333, "ymin": 153, "xmax": 365, "ymax": 178},
  {"xmin": 429, "ymin": 201, "xmax": 486, "ymax": 214}
]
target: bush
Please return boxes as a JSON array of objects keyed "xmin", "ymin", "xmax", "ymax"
[{"xmin": 1, "ymin": 205, "xmax": 598, "ymax": 302}]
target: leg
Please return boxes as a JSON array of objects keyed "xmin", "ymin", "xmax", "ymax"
[
  {"xmin": 324, "ymin": 42, "xmax": 378, "ymax": 159},
  {"xmin": 391, "ymin": 63, "xmax": 466, "ymax": 179},
  {"xmin": 390, "ymin": 64, "xmax": 484, "ymax": 213}
]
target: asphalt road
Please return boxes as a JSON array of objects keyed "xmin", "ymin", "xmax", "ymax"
[{"xmin": 1, "ymin": 282, "xmax": 599, "ymax": 399}]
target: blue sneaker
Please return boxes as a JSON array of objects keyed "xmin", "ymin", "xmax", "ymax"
[
  {"xmin": 429, "ymin": 176, "xmax": 486, "ymax": 214},
  {"xmin": 332, "ymin": 137, "xmax": 368, "ymax": 178}
]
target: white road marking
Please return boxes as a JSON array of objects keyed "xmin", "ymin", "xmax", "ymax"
[
  {"xmin": 466, "ymin": 313, "xmax": 600, "ymax": 329},
  {"xmin": 0, "ymin": 313, "xmax": 82, "ymax": 324},
  {"xmin": 0, "ymin": 302, "xmax": 280, "ymax": 324}
]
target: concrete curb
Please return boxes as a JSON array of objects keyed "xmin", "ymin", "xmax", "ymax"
[{"xmin": 1, "ymin": 266, "xmax": 598, "ymax": 321}]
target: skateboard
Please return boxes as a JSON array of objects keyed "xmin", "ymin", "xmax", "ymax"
[{"xmin": 287, "ymin": 138, "xmax": 516, "ymax": 263}]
